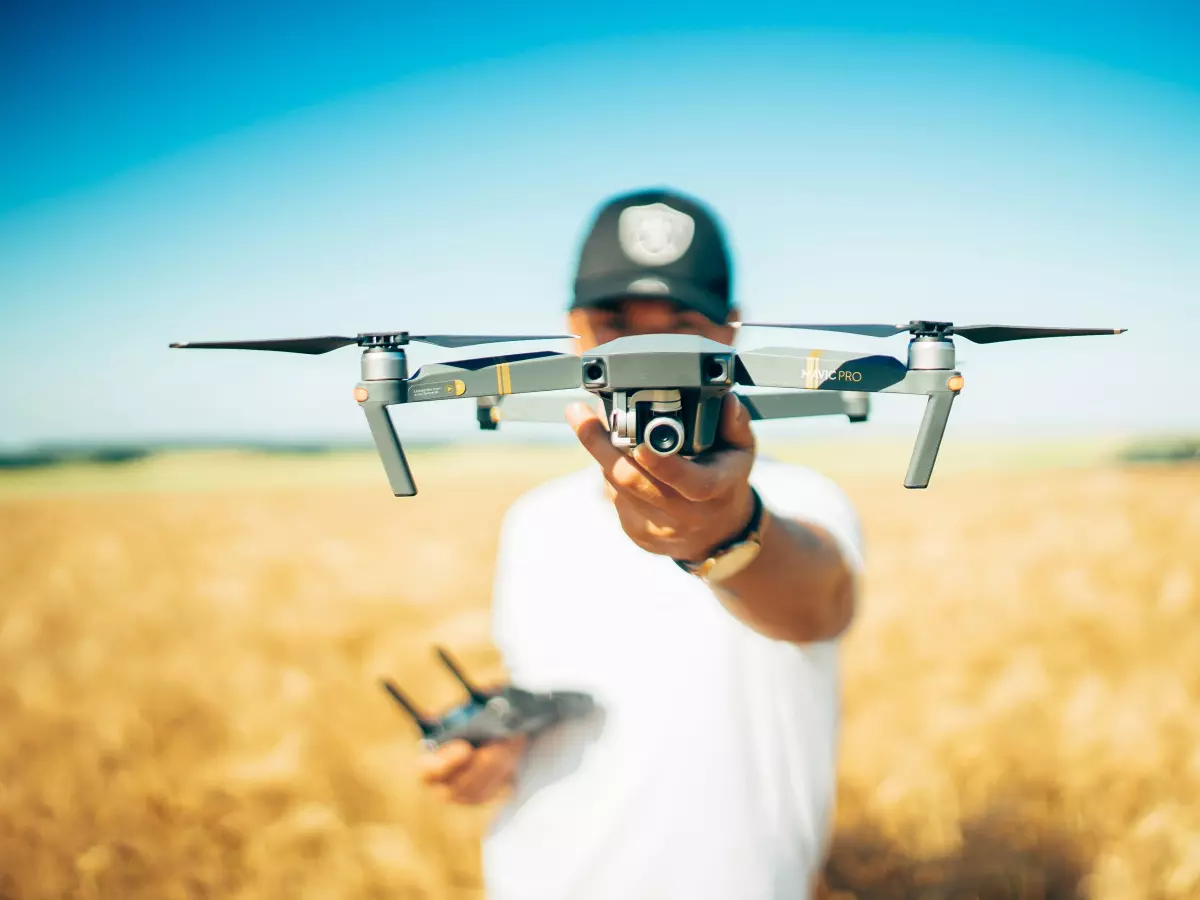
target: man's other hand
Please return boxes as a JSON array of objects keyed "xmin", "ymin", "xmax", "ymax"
[
  {"xmin": 567, "ymin": 392, "xmax": 757, "ymax": 563},
  {"xmin": 419, "ymin": 735, "xmax": 528, "ymax": 805}
]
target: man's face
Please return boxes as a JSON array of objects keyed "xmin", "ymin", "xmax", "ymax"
[{"xmin": 567, "ymin": 297, "xmax": 739, "ymax": 352}]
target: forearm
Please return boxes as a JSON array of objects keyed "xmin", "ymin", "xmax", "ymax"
[{"xmin": 712, "ymin": 506, "xmax": 856, "ymax": 644}]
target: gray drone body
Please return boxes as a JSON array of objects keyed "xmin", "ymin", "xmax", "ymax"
[
  {"xmin": 170, "ymin": 319, "xmax": 1125, "ymax": 494},
  {"xmin": 475, "ymin": 332, "xmax": 869, "ymax": 447}
]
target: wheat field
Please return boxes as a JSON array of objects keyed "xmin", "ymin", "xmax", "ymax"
[{"xmin": 1, "ymin": 441, "xmax": 1198, "ymax": 899}]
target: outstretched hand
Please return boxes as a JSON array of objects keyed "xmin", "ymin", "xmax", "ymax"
[{"xmin": 566, "ymin": 392, "xmax": 757, "ymax": 563}]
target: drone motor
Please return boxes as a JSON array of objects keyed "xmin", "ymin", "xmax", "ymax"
[
  {"xmin": 361, "ymin": 346, "xmax": 409, "ymax": 381},
  {"xmin": 907, "ymin": 336, "xmax": 956, "ymax": 370}
]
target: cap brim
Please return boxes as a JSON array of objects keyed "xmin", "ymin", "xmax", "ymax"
[{"xmin": 572, "ymin": 274, "xmax": 730, "ymax": 324}]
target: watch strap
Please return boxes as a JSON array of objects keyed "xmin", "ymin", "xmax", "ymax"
[{"xmin": 673, "ymin": 488, "xmax": 764, "ymax": 575}]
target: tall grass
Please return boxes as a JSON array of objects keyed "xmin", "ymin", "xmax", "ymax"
[{"xmin": 1, "ymin": 448, "xmax": 1197, "ymax": 898}]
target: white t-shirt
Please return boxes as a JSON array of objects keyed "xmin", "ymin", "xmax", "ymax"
[{"xmin": 480, "ymin": 457, "xmax": 865, "ymax": 900}]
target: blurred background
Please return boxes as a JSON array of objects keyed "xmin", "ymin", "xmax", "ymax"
[{"xmin": 1, "ymin": 2, "xmax": 1198, "ymax": 898}]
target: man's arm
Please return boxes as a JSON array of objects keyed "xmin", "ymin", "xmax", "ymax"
[
  {"xmin": 568, "ymin": 394, "xmax": 859, "ymax": 645},
  {"xmin": 708, "ymin": 500, "xmax": 857, "ymax": 644}
]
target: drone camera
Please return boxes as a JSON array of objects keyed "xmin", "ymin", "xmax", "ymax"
[
  {"xmin": 582, "ymin": 359, "xmax": 606, "ymax": 386},
  {"xmin": 644, "ymin": 416, "xmax": 685, "ymax": 456}
]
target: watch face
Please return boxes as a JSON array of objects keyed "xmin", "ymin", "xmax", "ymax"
[{"xmin": 705, "ymin": 541, "xmax": 762, "ymax": 583}]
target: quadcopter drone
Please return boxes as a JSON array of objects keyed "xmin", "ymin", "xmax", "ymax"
[
  {"xmin": 381, "ymin": 646, "xmax": 595, "ymax": 750},
  {"xmin": 170, "ymin": 319, "xmax": 1125, "ymax": 492}
]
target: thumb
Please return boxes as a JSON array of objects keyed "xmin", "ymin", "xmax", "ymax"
[{"xmin": 719, "ymin": 392, "xmax": 755, "ymax": 451}]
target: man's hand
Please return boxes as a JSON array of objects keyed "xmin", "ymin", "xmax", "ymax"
[
  {"xmin": 419, "ymin": 735, "xmax": 528, "ymax": 805},
  {"xmin": 567, "ymin": 389, "xmax": 857, "ymax": 644},
  {"xmin": 565, "ymin": 392, "xmax": 757, "ymax": 563}
]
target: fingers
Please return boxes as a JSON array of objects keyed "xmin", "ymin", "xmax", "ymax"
[
  {"xmin": 419, "ymin": 737, "xmax": 523, "ymax": 805},
  {"xmin": 718, "ymin": 391, "xmax": 756, "ymax": 451},
  {"xmin": 633, "ymin": 395, "xmax": 755, "ymax": 501},
  {"xmin": 567, "ymin": 403, "xmax": 682, "ymax": 507},
  {"xmin": 565, "ymin": 401, "xmax": 618, "ymax": 465},
  {"xmin": 632, "ymin": 445, "xmax": 723, "ymax": 501},
  {"xmin": 447, "ymin": 745, "xmax": 517, "ymax": 804},
  {"xmin": 610, "ymin": 491, "xmax": 689, "ymax": 552},
  {"xmin": 567, "ymin": 395, "xmax": 755, "ymax": 505},
  {"xmin": 418, "ymin": 739, "xmax": 474, "ymax": 786}
]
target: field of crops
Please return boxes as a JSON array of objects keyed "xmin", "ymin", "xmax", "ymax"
[{"xmin": 1, "ymin": 439, "xmax": 1198, "ymax": 899}]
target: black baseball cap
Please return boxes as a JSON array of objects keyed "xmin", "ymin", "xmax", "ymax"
[{"xmin": 570, "ymin": 188, "xmax": 734, "ymax": 324}]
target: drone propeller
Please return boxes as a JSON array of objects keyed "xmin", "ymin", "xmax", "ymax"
[
  {"xmin": 736, "ymin": 322, "xmax": 911, "ymax": 338},
  {"xmin": 932, "ymin": 324, "xmax": 1126, "ymax": 344},
  {"xmin": 169, "ymin": 332, "xmax": 577, "ymax": 354},
  {"xmin": 736, "ymin": 321, "xmax": 1126, "ymax": 344}
]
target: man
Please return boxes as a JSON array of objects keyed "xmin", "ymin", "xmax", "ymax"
[{"xmin": 419, "ymin": 188, "xmax": 865, "ymax": 900}]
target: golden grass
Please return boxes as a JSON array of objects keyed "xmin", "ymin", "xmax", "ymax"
[{"xmin": 1, "ymin": 445, "xmax": 1198, "ymax": 899}]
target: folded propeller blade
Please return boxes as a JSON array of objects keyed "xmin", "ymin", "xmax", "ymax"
[
  {"xmin": 169, "ymin": 333, "xmax": 576, "ymax": 354},
  {"xmin": 736, "ymin": 321, "xmax": 1125, "ymax": 344},
  {"xmin": 736, "ymin": 322, "xmax": 910, "ymax": 338},
  {"xmin": 949, "ymin": 325, "xmax": 1127, "ymax": 344},
  {"xmin": 412, "ymin": 334, "xmax": 576, "ymax": 348},
  {"xmin": 169, "ymin": 336, "xmax": 358, "ymax": 354}
]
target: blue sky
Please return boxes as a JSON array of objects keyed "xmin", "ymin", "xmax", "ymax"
[{"xmin": 1, "ymin": 2, "xmax": 1198, "ymax": 447}]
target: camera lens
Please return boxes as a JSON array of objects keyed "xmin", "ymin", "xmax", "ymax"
[
  {"xmin": 583, "ymin": 361, "xmax": 605, "ymax": 384},
  {"xmin": 644, "ymin": 417, "xmax": 685, "ymax": 456}
]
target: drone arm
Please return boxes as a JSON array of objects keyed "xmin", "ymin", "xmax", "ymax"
[
  {"xmin": 405, "ymin": 352, "xmax": 582, "ymax": 402},
  {"xmin": 735, "ymin": 390, "xmax": 869, "ymax": 422},
  {"xmin": 904, "ymin": 390, "xmax": 955, "ymax": 488},
  {"xmin": 478, "ymin": 391, "xmax": 603, "ymax": 427},
  {"xmin": 734, "ymin": 347, "xmax": 908, "ymax": 392}
]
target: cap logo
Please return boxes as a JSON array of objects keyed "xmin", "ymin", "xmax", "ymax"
[
  {"xmin": 626, "ymin": 277, "xmax": 670, "ymax": 294},
  {"xmin": 618, "ymin": 202, "xmax": 695, "ymax": 267}
]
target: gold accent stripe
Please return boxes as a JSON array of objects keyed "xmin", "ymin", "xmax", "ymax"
[
  {"xmin": 805, "ymin": 350, "xmax": 824, "ymax": 390},
  {"xmin": 497, "ymin": 363, "xmax": 512, "ymax": 395}
]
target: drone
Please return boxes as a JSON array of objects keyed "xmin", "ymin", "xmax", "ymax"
[
  {"xmin": 380, "ymin": 646, "xmax": 595, "ymax": 750},
  {"xmin": 170, "ymin": 319, "xmax": 1125, "ymax": 492}
]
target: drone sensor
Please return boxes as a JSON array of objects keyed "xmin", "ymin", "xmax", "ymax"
[
  {"xmin": 703, "ymin": 355, "xmax": 732, "ymax": 384},
  {"xmin": 583, "ymin": 360, "xmax": 607, "ymax": 386}
]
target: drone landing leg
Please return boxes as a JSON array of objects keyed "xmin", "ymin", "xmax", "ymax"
[
  {"xmin": 359, "ymin": 395, "xmax": 417, "ymax": 497},
  {"xmin": 904, "ymin": 391, "xmax": 955, "ymax": 489}
]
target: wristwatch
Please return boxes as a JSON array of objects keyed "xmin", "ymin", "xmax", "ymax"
[{"xmin": 674, "ymin": 488, "xmax": 768, "ymax": 584}]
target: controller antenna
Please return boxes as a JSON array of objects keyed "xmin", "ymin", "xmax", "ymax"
[
  {"xmin": 379, "ymin": 679, "xmax": 438, "ymax": 738},
  {"xmin": 434, "ymin": 646, "xmax": 491, "ymax": 705}
]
